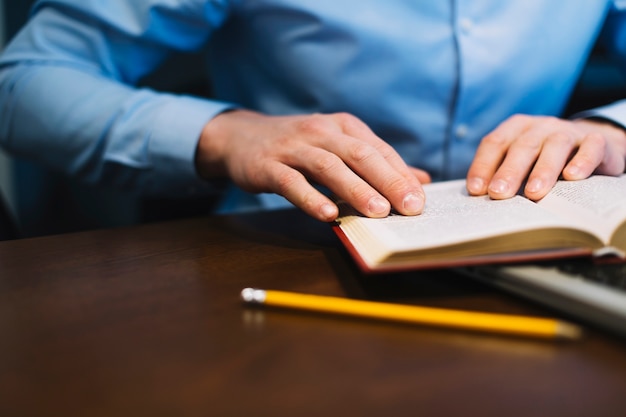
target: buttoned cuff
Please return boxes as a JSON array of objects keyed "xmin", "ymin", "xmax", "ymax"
[{"xmin": 148, "ymin": 94, "xmax": 237, "ymax": 197}]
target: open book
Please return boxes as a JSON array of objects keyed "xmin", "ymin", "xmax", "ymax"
[{"xmin": 333, "ymin": 174, "xmax": 626, "ymax": 272}]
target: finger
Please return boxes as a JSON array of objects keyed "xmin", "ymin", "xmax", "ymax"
[
  {"xmin": 287, "ymin": 113, "xmax": 425, "ymax": 216},
  {"xmin": 331, "ymin": 113, "xmax": 423, "ymax": 182},
  {"xmin": 486, "ymin": 128, "xmax": 547, "ymax": 200},
  {"xmin": 524, "ymin": 132, "xmax": 578, "ymax": 200},
  {"xmin": 329, "ymin": 135, "xmax": 426, "ymax": 215},
  {"xmin": 260, "ymin": 139, "xmax": 391, "ymax": 218},
  {"xmin": 246, "ymin": 113, "xmax": 406, "ymax": 218},
  {"xmin": 410, "ymin": 167, "xmax": 432, "ymax": 184},
  {"xmin": 467, "ymin": 115, "xmax": 532, "ymax": 195},
  {"xmin": 563, "ymin": 132, "xmax": 611, "ymax": 180},
  {"xmin": 264, "ymin": 162, "xmax": 341, "ymax": 222},
  {"xmin": 327, "ymin": 114, "xmax": 426, "ymax": 215},
  {"xmin": 597, "ymin": 140, "xmax": 626, "ymax": 176},
  {"xmin": 293, "ymin": 145, "xmax": 393, "ymax": 218}
]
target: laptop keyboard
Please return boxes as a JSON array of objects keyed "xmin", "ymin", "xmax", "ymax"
[{"xmin": 551, "ymin": 260, "xmax": 626, "ymax": 292}]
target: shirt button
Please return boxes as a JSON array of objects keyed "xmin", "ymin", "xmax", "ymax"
[
  {"xmin": 455, "ymin": 124, "xmax": 469, "ymax": 139},
  {"xmin": 459, "ymin": 17, "xmax": 473, "ymax": 34}
]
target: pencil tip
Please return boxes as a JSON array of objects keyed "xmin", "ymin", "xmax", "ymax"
[{"xmin": 241, "ymin": 288, "xmax": 266, "ymax": 304}]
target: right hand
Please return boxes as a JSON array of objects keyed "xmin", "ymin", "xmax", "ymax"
[{"xmin": 195, "ymin": 109, "xmax": 430, "ymax": 222}]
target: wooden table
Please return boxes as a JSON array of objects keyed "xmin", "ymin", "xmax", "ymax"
[{"xmin": 1, "ymin": 209, "xmax": 625, "ymax": 417}]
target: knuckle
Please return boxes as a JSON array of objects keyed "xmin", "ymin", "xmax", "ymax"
[
  {"xmin": 542, "ymin": 115, "xmax": 561, "ymax": 127},
  {"xmin": 575, "ymin": 153, "xmax": 596, "ymax": 167},
  {"xmin": 333, "ymin": 111, "xmax": 358, "ymax": 125},
  {"xmin": 349, "ymin": 142, "xmax": 377, "ymax": 164},
  {"xmin": 515, "ymin": 135, "xmax": 542, "ymax": 152},
  {"xmin": 333, "ymin": 112, "xmax": 373, "ymax": 135},
  {"xmin": 347, "ymin": 181, "xmax": 373, "ymax": 203},
  {"xmin": 584, "ymin": 132, "xmax": 608, "ymax": 148},
  {"xmin": 482, "ymin": 131, "xmax": 509, "ymax": 147},
  {"xmin": 311, "ymin": 152, "xmax": 341, "ymax": 175},
  {"xmin": 494, "ymin": 168, "xmax": 517, "ymax": 180},
  {"xmin": 469, "ymin": 159, "xmax": 494, "ymax": 173},
  {"xmin": 508, "ymin": 113, "xmax": 532, "ymax": 125},
  {"xmin": 374, "ymin": 140, "xmax": 397, "ymax": 158},
  {"xmin": 381, "ymin": 175, "xmax": 409, "ymax": 194},
  {"xmin": 299, "ymin": 191, "xmax": 321, "ymax": 214},
  {"xmin": 274, "ymin": 169, "xmax": 302, "ymax": 195},
  {"xmin": 297, "ymin": 114, "xmax": 330, "ymax": 136},
  {"xmin": 546, "ymin": 131, "xmax": 575, "ymax": 147}
]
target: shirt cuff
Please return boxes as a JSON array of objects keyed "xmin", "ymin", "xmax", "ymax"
[
  {"xmin": 148, "ymin": 94, "xmax": 237, "ymax": 196},
  {"xmin": 570, "ymin": 99, "xmax": 626, "ymax": 129}
]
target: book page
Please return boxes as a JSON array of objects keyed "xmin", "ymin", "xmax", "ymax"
[
  {"xmin": 537, "ymin": 174, "xmax": 626, "ymax": 244},
  {"xmin": 352, "ymin": 180, "xmax": 575, "ymax": 253}
]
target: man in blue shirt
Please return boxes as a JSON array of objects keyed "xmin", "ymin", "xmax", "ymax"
[{"xmin": 0, "ymin": 1, "xmax": 625, "ymax": 224}]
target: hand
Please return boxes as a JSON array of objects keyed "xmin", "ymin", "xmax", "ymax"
[
  {"xmin": 195, "ymin": 110, "xmax": 431, "ymax": 222},
  {"xmin": 466, "ymin": 114, "xmax": 626, "ymax": 200}
]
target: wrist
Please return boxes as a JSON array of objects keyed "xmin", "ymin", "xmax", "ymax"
[
  {"xmin": 574, "ymin": 117, "xmax": 626, "ymax": 139},
  {"xmin": 195, "ymin": 109, "xmax": 241, "ymax": 180}
]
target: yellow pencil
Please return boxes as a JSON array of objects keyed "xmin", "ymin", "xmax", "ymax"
[{"xmin": 240, "ymin": 288, "xmax": 583, "ymax": 340}]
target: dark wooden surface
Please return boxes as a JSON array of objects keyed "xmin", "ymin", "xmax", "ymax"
[{"xmin": 1, "ymin": 208, "xmax": 625, "ymax": 417}]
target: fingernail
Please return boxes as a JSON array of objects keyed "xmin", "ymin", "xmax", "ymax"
[
  {"xmin": 402, "ymin": 192, "xmax": 424, "ymax": 214},
  {"xmin": 368, "ymin": 196, "xmax": 390, "ymax": 216},
  {"xmin": 320, "ymin": 203, "xmax": 337, "ymax": 221},
  {"xmin": 488, "ymin": 179, "xmax": 509, "ymax": 195},
  {"xmin": 525, "ymin": 178, "xmax": 543, "ymax": 194},
  {"xmin": 467, "ymin": 177, "xmax": 484, "ymax": 194},
  {"xmin": 565, "ymin": 165, "xmax": 581, "ymax": 178}
]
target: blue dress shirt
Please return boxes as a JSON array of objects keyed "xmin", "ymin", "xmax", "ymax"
[{"xmin": 1, "ymin": 0, "xmax": 626, "ymax": 212}]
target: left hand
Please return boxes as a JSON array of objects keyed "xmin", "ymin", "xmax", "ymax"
[{"xmin": 466, "ymin": 114, "xmax": 626, "ymax": 200}]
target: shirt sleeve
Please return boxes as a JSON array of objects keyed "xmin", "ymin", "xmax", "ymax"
[
  {"xmin": 572, "ymin": 101, "xmax": 626, "ymax": 129},
  {"xmin": 0, "ymin": 0, "xmax": 237, "ymax": 197}
]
